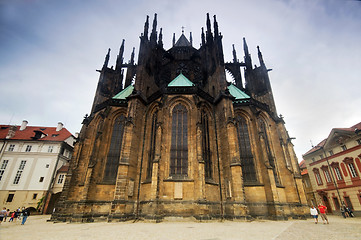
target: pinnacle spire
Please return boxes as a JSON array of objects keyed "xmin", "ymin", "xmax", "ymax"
[
  {"xmin": 143, "ymin": 15, "xmax": 149, "ymax": 40},
  {"xmin": 103, "ymin": 48, "xmax": 110, "ymax": 69},
  {"xmin": 150, "ymin": 13, "xmax": 158, "ymax": 44},
  {"xmin": 213, "ymin": 15, "xmax": 219, "ymax": 38},
  {"xmin": 201, "ymin": 27, "xmax": 205, "ymax": 45},
  {"xmin": 206, "ymin": 13, "xmax": 213, "ymax": 42},
  {"xmin": 130, "ymin": 47, "xmax": 135, "ymax": 64},
  {"xmin": 243, "ymin": 37, "xmax": 252, "ymax": 69},
  {"xmin": 189, "ymin": 32, "xmax": 193, "ymax": 46},
  {"xmin": 173, "ymin": 33, "xmax": 176, "ymax": 46},
  {"xmin": 232, "ymin": 44, "xmax": 238, "ymax": 63},
  {"xmin": 158, "ymin": 28, "xmax": 163, "ymax": 46},
  {"xmin": 116, "ymin": 39, "xmax": 125, "ymax": 71},
  {"xmin": 257, "ymin": 45, "xmax": 265, "ymax": 67}
]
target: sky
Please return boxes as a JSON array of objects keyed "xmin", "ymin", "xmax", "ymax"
[{"xmin": 1, "ymin": 0, "xmax": 361, "ymax": 161}]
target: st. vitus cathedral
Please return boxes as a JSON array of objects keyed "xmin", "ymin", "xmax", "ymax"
[{"xmin": 52, "ymin": 13, "xmax": 308, "ymax": 222}]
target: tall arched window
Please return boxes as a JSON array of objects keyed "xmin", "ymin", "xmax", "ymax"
[
  {"xmin": 201, "ymin": 110, "xmax": 212, "ymax": 179},
  {"xmin": 170, "ymin": 104, "xmax": 188, "ymax": 177},
  {"xmin": 259, "ymin": 119, "xmax": 279, "ymax": 184},
  {"xmin": 235, "ymin": 116, "xmax": 257, "ymax": 182},
  {"xmin": 104, "ymin": 115, "xmax": 125, "ymax": 182},
  {"xmin": 146, "ymin": 110, "xmax": 158, "ymax": 179}
]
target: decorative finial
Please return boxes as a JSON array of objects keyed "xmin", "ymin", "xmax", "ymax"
[{"xmin": 181, "ymin": 26, "xmax": 185, "ymax": 34}]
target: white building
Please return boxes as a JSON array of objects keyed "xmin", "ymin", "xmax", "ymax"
[{"xmin": 0, "ymin": 120, "xmax": 75, "ymax": 213}]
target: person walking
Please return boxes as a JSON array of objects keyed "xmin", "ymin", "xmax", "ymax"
[
  {"xmin": 21, "ymin": 207, "xmax": 30, "ymax": 225},
  {"xmin": 318, "ymin": 203, "xmax": 329, "ymax": 224},
  {"xmin": 0, "ymin": 207, "xmax": 6, "ymax": 224},
  {"xmin": 310, "ymin": 206, "xmax": 319, "ymax": 224}
]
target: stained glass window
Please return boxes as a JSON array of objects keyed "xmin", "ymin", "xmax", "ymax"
[
  {"xmin": 104, "ymin": 115, "xmax": 125, "ymax": 182},
  {"xmin": 170, "ymin": 104, "xmax": 188, "ymax": 177},
  {"xmin": 236, "ymin": 116, "xmax": 257, "ymax": 182},
  {"xmin": 201, "ymin": 110, "xmax": 212, "ymax": 179}
]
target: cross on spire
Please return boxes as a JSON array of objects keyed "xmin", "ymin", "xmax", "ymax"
[{"xmin": 181, "ymin": 26, "xmax": 185, "ymax": 34}]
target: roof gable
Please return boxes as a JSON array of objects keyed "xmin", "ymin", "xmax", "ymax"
[
  {"xmin": 174, "ymin": 34, "xmax": 191, "ymax": 47},
  {"xmin": 168, "ymin": 73, "xmax": 194, "ymax": 87},
  {"xmin": 113, "ymin": 85, "xmax": 134, "ymax": 100}
]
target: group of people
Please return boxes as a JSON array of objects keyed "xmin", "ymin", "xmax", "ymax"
[
  {"xmin": 310, "ymin": 203, "xmax": 355, "ymax": 224},
  {"xmin": 0, "ymin": 207, "xmax": 31, "ymax": 225},
  {"xmin": 340, "ymin": 204, "xmax": 354, "ymax": 218},
  {"xmin": 310, "ymin": 204, "xmax": 329, "ymax": 224}
]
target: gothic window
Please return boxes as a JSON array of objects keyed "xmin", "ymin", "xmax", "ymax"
[
  {"xmin": 236, "ymin": 116, "xmax": 257, "ymax": 182},
  {"xmin": 146, "ymin": 111, "xmax": 158, "ymax": 179},
  {"xmin": 260, "ymin": 119, "xmax": 279, "ymax": 184},
  {"xmin": 170, "ymin": 104, "xmax": 188, "ymax": 177},
  {"xmin": 201, "ymin": 110, "xmax": 212, "ymax": 179},
  {"xmin": 104, "ymin": 115, "xmax": 125, "ymax": 182},
  {"xmin": 313, "ymin": 168, "xmax": 323, "ymax": 185}
]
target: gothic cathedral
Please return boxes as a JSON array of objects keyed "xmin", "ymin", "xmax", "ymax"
[{"xmin": 52, "ymin": 14, "xmax": 308, "ymax": 222}]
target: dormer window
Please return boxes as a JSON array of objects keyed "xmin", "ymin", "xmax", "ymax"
[{"xmin": 341, "ymin": 145, "xmax": 347, "ymax": 151}]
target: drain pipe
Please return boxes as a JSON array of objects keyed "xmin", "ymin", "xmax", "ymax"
[
  {"xmin": 212, "ymin": 107, "xmax": 224, "ymax": 220},
  {"xmin": 135, "ymin": 112, "xmax": 149, "ymax": 220}
]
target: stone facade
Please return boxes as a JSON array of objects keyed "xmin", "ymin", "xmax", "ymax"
[{"xmin": 51, "ymin": 13, "xmax": 308, "ymax": 222}]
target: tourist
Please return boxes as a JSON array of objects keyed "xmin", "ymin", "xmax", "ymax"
[
  {"xmin": 21, "ymin": 207, "xmax": 30, "ymax": 225},
  {"xmin": 8, "ymin": 211, "xmax": 15, "ymax": 222},
  {"xmin": 0, "ymin": 207, "xmax": 7, "ymax": 224},
  {"xmin": 318, "ymin": 203, "xmax": 329, "ymax": 224},
  {"xmin": 310, "ymin": 205, "xmax": 319, "ymax": 224}
]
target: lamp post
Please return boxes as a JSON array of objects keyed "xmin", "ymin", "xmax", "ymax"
[{"xmin": 318, "ymin": 146, "xmax": 343, "ymax": 209}]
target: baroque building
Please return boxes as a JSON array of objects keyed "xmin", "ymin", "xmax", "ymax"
[
  {"xmin": 51, "ymin": 14, "xmax": 308, "ymax": 222},
  {"xmin": 302, "ymin": 122, "xmax": 361, "ymax": 215}
]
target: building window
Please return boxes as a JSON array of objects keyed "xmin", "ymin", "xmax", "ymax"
[
  {"xmin": 313, "ymin": 168, "xmax": 323, "ymax": 185},
  {"xmin": 0, "ymin": 160, "xmax": 9, "ymax": 181},
  {"xmin": 33, "ymin": 193, "xmax": 38, "ymax": 200},
  {"xmin": 323, "ymin": 169, "xmax": 332, "ymax": 183},
  {"xmin": 319, "ymin": 154, "xmax": 324, "ymax": 160},
  {"xmin": 57, "ymin": 174, "xmax": 65, "ymax": 184},
  {"xmin": 348, "ymin": 162, "xmax": 358, "ymax": 178},
  {"xmin": 333, "ymin": 197, "xmax": 340, "ymax": 210},
  {"xmin": 39, "ymin": 177, "xmax": 44, "ymax": 182},
  {"xmin": 344, "ymin": 196, "xmax": 354, "ymax": 210},
  {"xmin": 170, "ymin": 104, "xmax": 188, "ymax": 177},
  {"xmin": 48, "ymin": 146, "xmax": 54, "ymax": 153},
  {"xmin": 202, "ymin": 110, "xmax": 212, "ymax": 179},
  {"xmin": 146, "ymin": 111, "xmax": 158, "ymax": 179},
  {"xmin": 45, "ymin": 164, "xmax": 49, "ymax": 168},
  {"xmin": 104, "ymin": 115, "xmax": 125, "ymax": 182},
  {"xmin": 341, "ymin": 145, "xmax": 347, "ymax": 151},
  {"xmin": 6, "ymin": 193, "xmax": 14, "ymax": 202},
  {"xmin": 329, "ymin": 150, "xmax": 334, "ymax": 156},
  {"xmin": 334, "ymin": 166, "xmax": 343, "ymax": 180},
  {"xmin": 312, "ymin": 158, "xmax": 315, "ymax": 162},
  {"xmin": 236, "ymin": 116, "xmax": 257, "ymax": 182},
  {"xmin": 8, "ymin": 144, "xmax": 15, "ymax": 151},
  {"xmin": 13, "ymin": 160, "xmax": 26, "ymax": 184},
  {"xmin": 25, "ymin": 145, "xmax": 32, "ymax": 152}
]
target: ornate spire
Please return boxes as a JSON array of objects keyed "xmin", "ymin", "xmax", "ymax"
[
  {"xmin": 257, "ymin": 45, "xmax": 265, "ymax": 67},
  {"xmin": 103, "ymin": 48, "xmax": 110, "ymax": 69},
  {"xmin": 213, "ymin": 15, "xmax": 219, "ymax": 39},
  {"xmin": 243, "ymin": 37, "xmax": 252, "ymax": 69},
  {"xmin": 116, "ymin": 39, "xmax": 125, "ymax": 71},
  {"xmin": 206, "ymin": 13, "xmax": 213, "ymax": 42},
  {"xmin": 150, "ymin": 13, "xmax": 158, "ymax": 44},
  {"xmin": 158, "ymin": 28, "xmax": 163, "ymax": 46},
  {"xmin": 130, "ymin": 47, "xmax": 135, "ymax": 64},
  {"xmin": 232, "ymin": 44, "xmax": 238, "ymax": 63},
  {"xmin": 201, "ymin": 27, "xmax": 205, "ymax": 46},
  {"xmin": 143, "ymin": 15, "xmax": 149, "ymax": 40},
  {"xmin": 173, "ymin": 33, "xmax": 176, "ymax": 46}
]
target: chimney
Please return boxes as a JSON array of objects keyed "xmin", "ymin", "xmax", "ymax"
[
  {"xmin": 20, "ymin": 120, "xmax": 28, "ymax": 131},
  {"xmin": 56, "ymin": 122, "xmax": 63, "ymax": 131}
]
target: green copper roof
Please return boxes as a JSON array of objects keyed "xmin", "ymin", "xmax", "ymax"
[
  {"xmin": 113, "ymin": 85, "xmax": 134, "ymax": 100},
  {"xmin": 168, "ymin": 73, "xmax": 194, "ymax": 87},
  {"xmin": 227, "ymin": 84, "xmax": 250, "ymax": 100}
]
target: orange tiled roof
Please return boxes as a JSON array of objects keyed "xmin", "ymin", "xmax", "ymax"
[
  {"xmin": 57, "ymin": 165, "xmax": 69, "ymax": 173},
  {"xmin": 0, "ymin": 124, "xmax": 72, "ymax": 142}
]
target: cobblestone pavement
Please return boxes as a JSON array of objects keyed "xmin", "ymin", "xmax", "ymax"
[{"xmin": 0, "ymin": 215, "xmax": 360, "ymax": 240}]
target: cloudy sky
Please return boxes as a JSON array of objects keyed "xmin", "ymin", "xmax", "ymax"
[{"xmin": 1, "ymin": 0, "xmax": 361, "ymax": 161}]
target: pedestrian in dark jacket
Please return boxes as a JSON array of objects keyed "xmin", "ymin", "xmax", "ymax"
[{"xmin": 21, "ymin": 208, "xmax": 30, "ymax": 225}]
